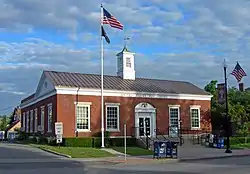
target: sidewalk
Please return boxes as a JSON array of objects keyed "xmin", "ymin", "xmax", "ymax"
[{"xmin": 69, "ymin": 146, "xmax": 250, "ymax": 166}]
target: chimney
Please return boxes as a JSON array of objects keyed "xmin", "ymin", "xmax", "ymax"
[{"xmin": 239, "ymin": 83, "xmax": 244, "ymax": 92}]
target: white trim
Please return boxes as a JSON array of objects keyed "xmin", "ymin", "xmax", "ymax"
[
  {"xmin": 20, "ymin": 87, "xmax": 212, "ymax": 109},
  {"xmin": 168, "ymin": 106, "xmax": 180, "ymax": 137},
  {"xmin": 56, "ymin": 87, "xmax": 212, "ymax": 101},
  {"xmin": 190, "ymin": 105, "xmax": 201, "ymax": 109},
  {"xmin": 26, "ymin": 111, "xmax": 29, "ymax": 133},
  {"xmin": 190, "ymin": 106, "xmax": 201, "ymax": 129},
  {"xmin": 105, "ymin": 104, "xmax": 120, "ymax": 132},
  {"xmin": 168, "ymin": 105, "xmax": 180, "ymax": 108},
  {"xmin": 74, "ymin": 102, "xmax": 92, "ymax": 105},
  {"xmin": 105, "ymin": 103, "xmax": 120, "ymax": 106},
  {"xmin": 47, "ymin": 103, "xmax": 52, "ymax": 133},
  {"xmin": 20, "ymin": 90, "xmax": 56, "ymax": 109},
  {"xmin": 75, "ymin": 104, "xmax": 91, "ymax": 132},
  {"xmin": 40, "ymin": 106, "xmax": 45, "ymax": 132}
]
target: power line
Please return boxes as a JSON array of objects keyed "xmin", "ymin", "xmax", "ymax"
[{"xmin": 0, "ymin": 106, "xmax": 16, "ymax": 111}]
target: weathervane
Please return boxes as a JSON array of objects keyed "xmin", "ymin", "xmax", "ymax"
[{"xmin": 124, "ymin": 36, "xmax": 130, "ymax": 48}]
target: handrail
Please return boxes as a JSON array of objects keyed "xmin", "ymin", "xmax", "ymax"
[
  {"xmin": 154, "ymin": 128, "xmax": 167, "ymax": 140},
  {"xmin": 131, "ymin": 126, "xmax": 154, "ymax": 149}
]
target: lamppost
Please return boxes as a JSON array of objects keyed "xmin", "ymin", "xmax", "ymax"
[{"xmin": 224, "ymin": 59, "xmax": 232, "ymax": 153}]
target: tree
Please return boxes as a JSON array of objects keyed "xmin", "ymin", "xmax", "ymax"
[
  {"xmin": 0, "ymin": 115, "xmax": 9, "ymax": 131},
  {"xmin": 204, "ymin": 80, "xmax": 250, "ymax": 136},
  {"xmin": 204, "ymin": 80, "xmax": 218, "ymax": 108},
  {"xmin": 204, "ymin": 80, "xmax": 225, "ymax": 130}
]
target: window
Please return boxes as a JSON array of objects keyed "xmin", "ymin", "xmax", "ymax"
[
  {"xmin": 169, "ymin": 107, "xmax": 179, "ymax": 127},
  {"xmin": 34, "ymin": 109, "xmax": 38, "ymax": 132},
  {"xmin": 106, "ymin": 103, "xmax": 120, "ymax": 131},
  {"xmin": 76, "ymin": 104, "xmax": 90, "ymax": 131},
  {"xmin": 40, "ymin": 106, "xmax": 45, "ymax": 131},
  {"xmin": 26, "ymin": 111, "xmax": 29, "ymax": 132},
  {"xmin": 190, "ymin": 106, "xmax": 201, "ymax": 129},
  {"xmin": 30, "ymin": 110, "xmax": 33, "ymax": 133},
  {"xmin": 47, "ymin": 103, "xmax": 52, "ymax": 132},
  {"xmin": 126, "ymin": 57, "xmax": 131, "ymax": 67}
]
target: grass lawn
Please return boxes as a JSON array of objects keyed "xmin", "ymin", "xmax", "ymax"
[
  {"xmin": 231, "ymin": 143, "xmax": 250, "ymax": 149},
  {"xmin": 31, "ymin": 144, "xmax": 114, "ymax": 158},
  {"xmin": 113, "ymin": 146, "xmax": 153, "ymax": 156}
]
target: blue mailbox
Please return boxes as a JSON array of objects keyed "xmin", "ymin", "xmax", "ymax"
[
  {"xmin": 154, "ymin": 141, "xmax": 168, "ymax": 159},
  {"xmin": 216, "ymin": 138, "xmax": 224, "ymax": 149}
]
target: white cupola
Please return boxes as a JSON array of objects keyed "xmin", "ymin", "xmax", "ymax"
[{"xmin": 116, "ymin": 46, "xmax": 135, "ymax": 80}]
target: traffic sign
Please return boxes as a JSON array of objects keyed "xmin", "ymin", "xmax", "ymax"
[
  {"xmin": 55, "ymin": 122, "xmax": 63, "ymax": 135},
  {"xmin": 56, "ymin": 134, "xmax": 62, "ymax": 144}
]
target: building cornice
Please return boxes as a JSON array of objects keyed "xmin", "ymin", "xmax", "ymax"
[{"xmin": 20, "ymin": 87, "xmax": 213, "ymax": 109}]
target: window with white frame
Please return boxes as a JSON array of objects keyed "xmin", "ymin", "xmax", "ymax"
[
  {"xmin": 76, "ymin": 104, "xmax": 90, "ymax": 131},
  {"xmin": 106, "ymin": 103, "xmax": 120, "ymax": 131},
  {"xmin": 30, "ymin": 110, "xmax": 33, "ymax": 133},
  {"xmin": 190, "ymin": 106, "xmax": 201, "ymax": 129},
  {"xmin": 40, "ymin": 106, "xmax": 45, "ymax": 131},
  {"xmin": 26, "ymin": 111, "xmax": 29, "ymax": 132},
  {"xmin": 34, "ymin": 109, "xmax": 38, "ymax": 132},
  {"xmin": 47, "ymin": 104, "xmax": 52, "ymax": 132},
  {"xmin": 169, "ymin": 106, "xmax": 179, "ymax": 127}
]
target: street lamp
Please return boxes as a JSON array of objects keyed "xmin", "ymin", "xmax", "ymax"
[{"xmin": 223, "ymin": 59, "xmax": 232, "ymax": 153}]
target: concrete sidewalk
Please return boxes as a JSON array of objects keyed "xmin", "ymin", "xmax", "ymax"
[{"xmin": 69, "ymin": 148, "xmax": 250, "ymax": 166}]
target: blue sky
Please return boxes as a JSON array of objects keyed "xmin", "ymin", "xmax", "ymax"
[{"xmin": 0, "ymin": 0, "xmax": 250, "ymax": 115}]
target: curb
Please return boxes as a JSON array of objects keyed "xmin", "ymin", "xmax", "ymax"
[
  {"xmin": 178, "ymin": 153, "xmax": 250, "ymax": 162},
  {"xmin": 39, "ymin": 148, "xmax": 72, "ymax": 158}
]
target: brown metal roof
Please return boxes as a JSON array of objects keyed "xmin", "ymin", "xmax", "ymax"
[
  {"xmin": 44, "ymin": 71, "xmax": 210, "ymax": 95},
  {"xmin": 21, "ymin": 93, "xmax": 35, "ymax": 103}
]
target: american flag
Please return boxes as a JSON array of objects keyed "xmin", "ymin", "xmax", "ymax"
[
  {"xmin": 231, "ymin": 62, "xmax": 247, "ymax": 82},
  {"xmin": 102, "ymin": 7, "xmax": 123, "ymax": 30}
]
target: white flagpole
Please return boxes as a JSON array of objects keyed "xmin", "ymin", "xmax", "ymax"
[{"xmin": 100, "ymin": 4, "xmax": 105, "ymax": 148}]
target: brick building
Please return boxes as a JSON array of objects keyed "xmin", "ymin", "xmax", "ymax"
[{"xmin": 19, "ymin": 47, "xmax": 212, "ymax": 138}]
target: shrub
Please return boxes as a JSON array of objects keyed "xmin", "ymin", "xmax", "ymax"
[
  {"xmin": 64, "ymin": 137, "xmax": 93, "ymax": 147},
  {"xmin": 229, "ymin": 136, "xmax": 250, "ymax": 145},
  {"xmin": 62, "ymin": 137, "xmax": 137, "ymax": 148},
  {"xmin": 47, "ymin": 136, "xmax": 56, "ymax": 146}
]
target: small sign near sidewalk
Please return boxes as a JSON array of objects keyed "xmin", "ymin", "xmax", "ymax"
[{"xmin": 55, "ymin": 122, "xmax": 63, "ymax": 144}]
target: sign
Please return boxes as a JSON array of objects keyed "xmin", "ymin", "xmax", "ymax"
[
  {"xmin": 56, "ymin": 134, "xmax": 62, "ymax": 144},
  {"xmin": 217, "ymin": 83, "xmax": 226, "ymax": 104},
  {"xmin": 55, "ymin": 122, "xmax": 63, "ymax": 135}
]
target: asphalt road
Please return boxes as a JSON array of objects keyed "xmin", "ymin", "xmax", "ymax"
[{"xmin": 1, "ymin": 142, "xmax": 250, "ymax": 174}]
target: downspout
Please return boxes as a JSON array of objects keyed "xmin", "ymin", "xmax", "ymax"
[{"xmin": 75, "ymin": 87, "xmax": 80, "ymax": 137}]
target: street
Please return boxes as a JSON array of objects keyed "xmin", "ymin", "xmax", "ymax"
[{"xmin": 0, "ymin": 143, "xmax": 250, "ymax": 174}]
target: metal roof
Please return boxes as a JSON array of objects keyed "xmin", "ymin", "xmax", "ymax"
[{"xmin": 44, "ymin": 71, "xmax": 210, "ymax": 95}]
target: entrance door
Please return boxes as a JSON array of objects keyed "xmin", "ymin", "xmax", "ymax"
[{"xmin": 138, "ymin": 117, "xmax": 151, "ymax": 137}]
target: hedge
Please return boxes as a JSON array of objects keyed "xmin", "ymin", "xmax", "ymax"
[
  {"xmin": 228, "ymin": 137, "xmax": 250, "ymax": 145},
  {"xmin": 63, "ymin": 137, "xmax": 137, "ymax": 147}
]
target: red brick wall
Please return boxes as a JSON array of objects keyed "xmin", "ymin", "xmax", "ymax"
[
  {"xmin": 57, "ymin": 94, "xmax": 211, "ymax": 138},
  {"xmin": 21, "ymin": 95, "xmax": 57, "ymax": 135}
]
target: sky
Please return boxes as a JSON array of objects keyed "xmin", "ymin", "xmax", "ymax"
[{"xmin": 0, "ymin": 0, "xmax": 250, "ymax": 115}]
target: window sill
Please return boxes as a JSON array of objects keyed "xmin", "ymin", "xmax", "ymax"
[
  {"xmin": 106, "ymin": 129, "xmax": 120, "ymax": 132},
  {"xmin": 76, "ymin": 130, "xmax": 91, "ymax": 132},
  {"xmin": 191, "ymin": 128, "xmax": 201, "ymax": 130}
]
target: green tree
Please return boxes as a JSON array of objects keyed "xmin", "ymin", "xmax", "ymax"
[
  {"xmin": 0, "ymin": 115, "xmax": 9, "ymax": 131},
  {"xmin": 204, "ymin": 80, "xmax": 250, "ymax": 136}
]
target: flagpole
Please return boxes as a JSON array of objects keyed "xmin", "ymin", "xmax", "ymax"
[{"xmin": 100, "ymin": 4, "xmax": 105, "ymax": 148}]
